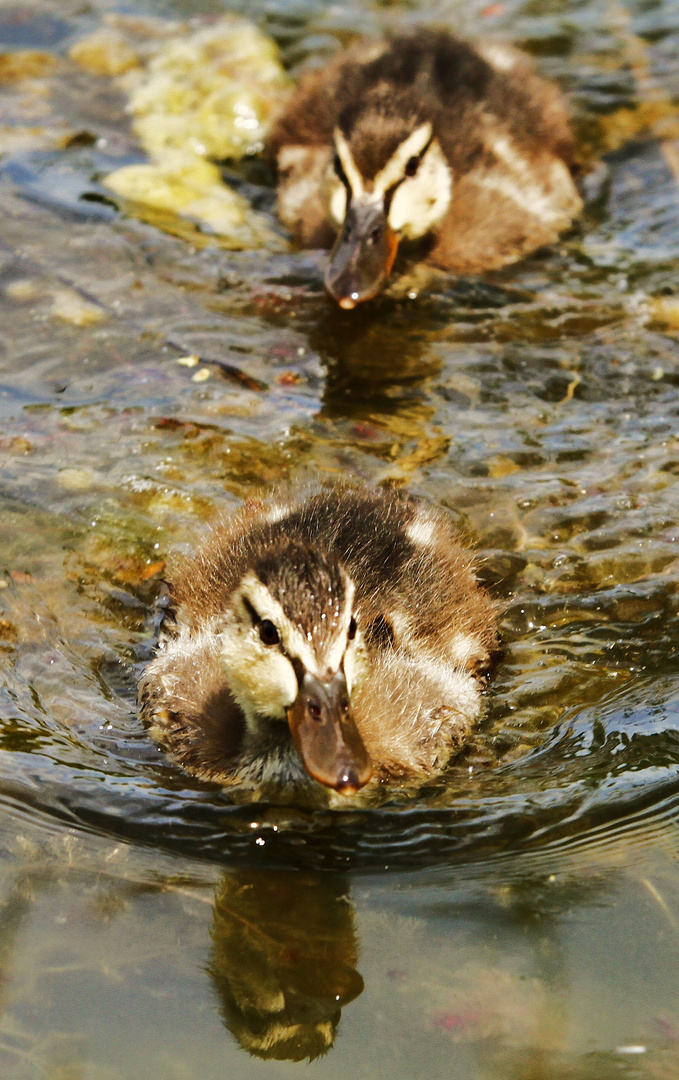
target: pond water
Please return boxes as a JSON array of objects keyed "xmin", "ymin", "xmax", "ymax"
[{"xmin": 2, "ymin": 0, "xmax": 679, "ymax": 1074}]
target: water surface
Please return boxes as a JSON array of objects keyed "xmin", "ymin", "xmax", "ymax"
[{"xmin": 2, "ymin": 0, "xmax": 679, "ymax": 1074}]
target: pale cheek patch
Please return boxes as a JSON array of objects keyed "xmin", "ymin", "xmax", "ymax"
[
  {"xmin": 220, "ymin": 627, "xmax": 298, "ymax": 719},
  {"xmin": 330, "ymin": 182, "xmax": 347, "ymax": 225},
  {"xmin": 388, "ymin": 141, "xmax": 452, "ymax": 238}
]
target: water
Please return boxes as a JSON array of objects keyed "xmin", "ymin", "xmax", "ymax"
[{"xmin": 2, "ymin": 0, "xmax": 679, "ymax": 1074}]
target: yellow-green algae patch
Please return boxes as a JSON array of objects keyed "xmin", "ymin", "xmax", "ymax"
[
  {"xmin": 69, "ymin": 28, "xmax": 142, "ymax": 77},
  {"xmin": 102, "ymin": 15, "xmax": 289, "ymax": 248},
  {"xmin": 127, "ymin": 15, "xmax": 289, "ymax": 161},
  {"xmin": 103, "ymin": 155, "xmax": 281, "ymax": 249}
]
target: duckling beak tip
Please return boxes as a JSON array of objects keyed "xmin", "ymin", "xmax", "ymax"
[{"xmin": 334, "ymin": 768, "xmax": 364, "ymax": 797}]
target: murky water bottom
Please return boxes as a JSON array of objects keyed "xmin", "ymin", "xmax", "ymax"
[{"xmin": 3, "ymin": 0, "xmax": 679, "ymax": 1074}]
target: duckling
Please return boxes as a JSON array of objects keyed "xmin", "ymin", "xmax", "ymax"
[
  {"xmin": 267, "ymin": 29, "xmax": 582, "ymax": 308},
  {"xmin": 139, "ymin": 488, "xmax": 497, "ymax": 807}
]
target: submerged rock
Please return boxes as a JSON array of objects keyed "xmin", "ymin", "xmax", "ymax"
[
  {"xmin": 101, "ymin": 15, "xmax": 289, "ymax": 248},
  {"xmin": 103, "ymin": 155, "xmax": 283, "ymax": 249},
  {"xmin": 127, "ymin": 15, "xmax": 289, "ymax": 161},
  {"xmin": 69, "ymin": 28, "xmax": 141, "ymax": 77},
  {"xmin": 0, "ymin": 50, "xmax": 58, "ymax": 82}
]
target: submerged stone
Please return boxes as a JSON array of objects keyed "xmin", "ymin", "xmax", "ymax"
[
  {"xmin": 103, "ymin": 156, "xmax": 283, "ymax": 248},
  {"xmin": 69, "ymin": 28, "xmax": 141, "ymax": 77},
  {"xmin": 127, "ymin": 15, "xmax": 289, "ymax": 161},
  {"xmin": 0, "ymin": 49, "xmax": 57, "ymax": 82}
]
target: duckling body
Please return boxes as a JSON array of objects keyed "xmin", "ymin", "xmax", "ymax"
[
  {"xmin": 267, "ymin": 30, "xmax": 582, "ymax": 307},
  {"xmin": 139, "ymin": 488, "xmax": 497, "ymax": 807}
]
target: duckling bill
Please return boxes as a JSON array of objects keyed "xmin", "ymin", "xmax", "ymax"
[
  {"xmin": 267, "ymin": 30, "xmax": 582, "ymax": 307},
  {"xmin": 139, "ymin": 488, "xmax": 498, "ymax": 806}
]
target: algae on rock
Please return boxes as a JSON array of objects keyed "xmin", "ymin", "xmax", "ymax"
[
  {"xmin": 104, "ymin": 155, "xmax": 283, "ymax": 249},
  {"xmin": 127, "ymin": 16, "xmax": 289, "ymax": 161},
  {"xmin": 101, "ymin": 15, "xmax": 290, "ymax": 249}
]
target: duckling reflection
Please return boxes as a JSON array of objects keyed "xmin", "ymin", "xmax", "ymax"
[
  {"xmin": 306, "ymin": 295, "xmax": 443, "ymax": 418},
  {"xmin": 207, "ymin": 869, "xmax": 363, "ymax": 1061},
  {"xmin": 303, "ymin": 301, "xmax": 452, "ymax": 481}
]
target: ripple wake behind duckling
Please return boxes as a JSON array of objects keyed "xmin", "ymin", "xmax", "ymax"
[
  {"xmin": 268, "ymin": 29, "xmax": 582, "ymax": 307},
  {"xmin": 139, "ymin": 488, "xmax": 498, "ymax": 808}
]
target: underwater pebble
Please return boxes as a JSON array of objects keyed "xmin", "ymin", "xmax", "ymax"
[
  {"xmin": 191, "ymin": 368, "xmax": 211, "ymax": 382},
  {"xmin": 487, "ymin": 455, "xmax": 522, "ymax": 479},
  {"xmin": 176, "ymin": 354, "xmax": 200, "ymax": 367},
  {"xmin": 50, "ymin": 290, "xmax": 105, "ymax": 327},
  {"xmin": 0, "ymin": 50, "xmax": 58, "ymax": 82},
  {"xmin": 10, "ymin": 571, "xmax": 34, "ymax": 584},
  {"xmin": 57, "ymin": 468, "xmax": 98, "ymax": 491},
  {"xmin": 69, "ymin": 29, "xmax": 141, "ymax": 77},
  {"xmin": 5, "ymin": 279, "xmax": 43, "ymax": 302},
  {"xmin": 0, "ymin": 124, "xmax": 67, "ymax": 155},
  {"xmin": 1, "ymin": 436, "xmax": 32, "ymax": 454},
  {"xmin": 650, "ymin": 296, "xmax": 679, "ymax": 328}
]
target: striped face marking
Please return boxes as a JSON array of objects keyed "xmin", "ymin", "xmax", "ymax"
[
  {"xmin": 217, "ymin": 571, "xmax": 358, "ymax": 722},
  {"xmin": 330, "ymin": 122, "xmax": 452, "ymax": 239}
]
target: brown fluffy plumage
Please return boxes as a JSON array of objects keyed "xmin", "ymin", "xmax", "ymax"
[
  {"xmin": 267, "ymin": 29, "xmax": 582, "ymax": 284},
  {"xmin": 139, "ymin": 488, "xmax": 498, "ymax": 807}
]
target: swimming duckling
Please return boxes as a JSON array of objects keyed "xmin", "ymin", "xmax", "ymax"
[
  {"xmin": 267, "ymin": 29, "xmax": 582, "ymax": 308},
  {"xmin": 139, "ymin": 488, "xmax": 497, "ymax": 807}
]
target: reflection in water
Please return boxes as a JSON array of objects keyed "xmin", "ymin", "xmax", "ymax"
[
  {"xmin": 207, "ymin": 869, "xmax": 363, "ymax": 1061},
  {"xmin": 302, "ymin": 298, "xmax": 451, "ymax": 481},
  {"xmin": 0, "ymin": 824, "xmax": 672, "ymax": 1078}
]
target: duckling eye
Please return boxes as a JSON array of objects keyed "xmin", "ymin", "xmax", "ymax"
[
  {"xmin": 404, "ymin": 155, "xmax": 420, "ymax": 178},
  {"xmin": 348, "ymin": 616, "xmax": 357, "ymax": 640},
  {"xmin": 259, "ymin": 620, "xmax": 280, "ymax": 646}
]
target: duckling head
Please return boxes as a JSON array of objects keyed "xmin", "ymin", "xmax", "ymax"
[
  {"xmin": 326, "ymin": 116, "xmax": 452, "ymax": 308},
  {"xmin": 217, "ymin": 542, "xmax": 372, "ymax": 794}
]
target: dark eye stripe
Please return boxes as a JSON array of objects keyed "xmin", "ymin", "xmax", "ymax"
[
  {"xmin": 242, "ymin": 596, "xmax": 260, "ymax": 625},
  {"xmin": 334, "ymin": 152, "xmax": 349, "ymax": 188}
]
